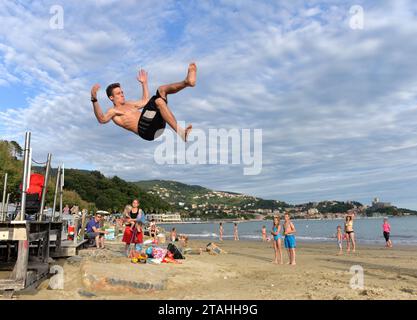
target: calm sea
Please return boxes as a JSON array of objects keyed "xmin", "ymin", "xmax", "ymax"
[{"xmin": 159, "ymin": 216, "xmax": 417, "ymax": 245}]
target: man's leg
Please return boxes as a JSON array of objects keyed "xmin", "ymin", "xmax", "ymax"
[
  {"xmin": 95, "ymin": 235, "xmax": 100, "ymax": 248},
  {"xmin": 157, "ymin": 63, "xmax": 196, "ymax": 98},
  {"xmin": 155, "ymin": 98, "xmax": 192, "ymax": 142}
]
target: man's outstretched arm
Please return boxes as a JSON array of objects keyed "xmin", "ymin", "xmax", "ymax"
[
  {"xmin": 126, "ymin": 69, "xmax": 149, "ymax": 109},
  {"xmin": 91, "ymin": 84, "xmax": 124, "ymax": 123}
]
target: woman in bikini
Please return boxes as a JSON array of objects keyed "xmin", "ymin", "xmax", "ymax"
[{"xmin": 344, "ymin": 214, "xmax": 356, "ymax": 253}]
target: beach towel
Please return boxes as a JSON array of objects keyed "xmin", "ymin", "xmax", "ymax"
[{"xmin": 152, "ymin": 247, "xmax": 168, "ymax": 260}]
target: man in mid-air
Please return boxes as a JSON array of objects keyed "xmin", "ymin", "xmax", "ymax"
[{"xmin": 91, "ymin": 62, "xmax": 196, "ymax": 142}]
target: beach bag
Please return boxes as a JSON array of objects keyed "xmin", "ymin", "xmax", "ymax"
[
  {"xmin": 167, "ymin": 243, "xmax": 185, "ymax": 260},
  {"xmin": 146, "ymin": 246, "xmax": 154, "ymax": 258}
]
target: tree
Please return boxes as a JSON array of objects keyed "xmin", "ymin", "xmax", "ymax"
[{"xmin": 9, "ymin": 141, "xmax": 23, "ymax": 159}]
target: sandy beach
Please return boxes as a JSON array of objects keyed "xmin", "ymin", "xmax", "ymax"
[{"xmin": 11, "ymin": 239, "xmax": 417, "ymax": 300}]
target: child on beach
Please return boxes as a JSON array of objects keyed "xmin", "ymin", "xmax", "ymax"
[
  {"xmin": 283, "ymin": 213, "xmax": 296, "ymax": 265},
  {"xmin": 271, "ymin": 216, "xmax": 283, "ymax": 264},
  {"xmin": 128, "ymin": 221, "xmax": 144, "ymax": 258},
  {"xmin": 262, "ymin": 225, "xmax": 267, "ymax": 242},
  {"xmin": 336, "ymin": 226, "xmax": 343, "ymax": 255},
  {"xmin": 170, "ymin": 227, "xmax": 178, "ymax": 242},
  {"xmin": 234, "ymin": 223, "xmax": 239, "ymax": 241},
  {"xmin": 383, "ymin": 218, "xmax": 393, "ymax": 248},
  {"xmin": 219, "ymin": 222, "xmax": 224, "ymax": 242},
  {"xmin": 149, "ymin": 219, "xmax": 157, "ymax": 241}
]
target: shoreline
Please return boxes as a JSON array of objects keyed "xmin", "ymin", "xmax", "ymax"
[{"xmin": 159, "ymin": 215, "xmax": 414, "ymax": 225}]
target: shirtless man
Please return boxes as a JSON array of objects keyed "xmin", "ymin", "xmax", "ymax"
[
  {"xmin": 90, "ymin": 63, "xmax": 196, "ymax": 141},
  {"xmin": 283, "ymin": 213, "xmax": 297, "ymax": 265}
]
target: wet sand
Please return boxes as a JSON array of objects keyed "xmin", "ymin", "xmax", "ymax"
[{"xmin": 10, "ymin": 240, "xmax": 417, "ymax": 300}]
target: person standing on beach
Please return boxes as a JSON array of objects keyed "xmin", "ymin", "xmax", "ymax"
[
  {"xmin": 336, "ymin": 226, "xmax": 343, "ymax": 255},
  {"xmin": 262, "ymin": 225, "xmax": 267, "ymax": 242},
  {"xmin": 170, "ymin": 227, "xmax": 178, "ymax": 242},
  {"xmin": 233, "ymin": 223, "xmax": 239, "ymax": 241},
  {"xmin": 63, "ymin": 204, "xmax": 70, "ymax": 215},
  {"xmin": 122, "ymin": 199, "xmax": 146, "ymax": 256},
  {"xmin": 383, "ymin": 218, "xmax": 393, "ymax": 248},
  {"xmin": 283, "ymin": 213, "xmax": 296, "ymax": 265},
  {"xmin": 271, "ymin": 216, "xmax": 283, "ymax": 264},
  {"xmin": 344, "ymin": 214, "xmax": 356, "ymax": 253},
  {"xmin": 219, "ymin": 222, "xmax": 224, "ymax": 242}
]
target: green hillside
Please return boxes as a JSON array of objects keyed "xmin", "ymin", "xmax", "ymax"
[
  {"xmin": 135, "ymin": 180, "xmax": 290, "ymax": 211},
  {"xmin": 63, "ymin": 170, "xmax": 171, "ymax": 212},
  {"xmin": 0, "ymin": 140, "xmax": 171, "ymax": 213}
]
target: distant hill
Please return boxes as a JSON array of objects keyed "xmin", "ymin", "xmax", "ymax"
[
  {"xmin": 134, "ymin": 180, "xmax": 291, "ymax": 212},
  {"xmin": 62, "ymin": 170, "xmax": 172, "ymax": 212},
  {"xmin": 3, "ymin": 139, "xmax": 416, "ymax": 218}
]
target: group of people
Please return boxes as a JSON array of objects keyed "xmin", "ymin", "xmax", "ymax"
[
  {"xmin": 84, "ymin": 198, "xmax": 153, "ymax": 253},
  {"xmin": 263, "ymin": 213, "xmax": 297, "ymax": 265},
  {"xmin": 218, "ymin": 222, "xmax": 240, "ymax": 241},
  {"xmin": 84, "ymin": 201, "xmax": 394, "ymax": 260},
  {"xmin": 336, "ymin": 213, "xmax": 356, "ymax": 254},
  {"xmin": 63, "ymin": 204, "xmax": 81, "ymax": 216},
  {"xmin": 336, "ymin": 215, "xmax": 393, "ymax": 254}
]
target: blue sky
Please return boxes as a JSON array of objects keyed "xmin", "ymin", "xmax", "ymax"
[{"xmin": 1, "ymin": 0, "xmax": 417, "ymax": 209}]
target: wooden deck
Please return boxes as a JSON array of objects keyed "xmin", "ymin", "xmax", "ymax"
[{"xmin": 0, "ymin": 220, "xmax": 63, "ymax": 293}]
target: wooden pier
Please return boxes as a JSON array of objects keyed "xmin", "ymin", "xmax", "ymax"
[
  {"xmin": 0, "ymin": 220, "xmax": 61, "ymax": 292},
  {"xmin": 0, "ymin": 132, "xmax": 91, "ymax": 296}
]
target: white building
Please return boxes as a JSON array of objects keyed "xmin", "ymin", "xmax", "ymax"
[{"xmin": 147, "ymin": 213, "xmax": 182, "ymax": 223}]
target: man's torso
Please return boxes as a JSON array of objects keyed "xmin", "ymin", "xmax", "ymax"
[{"xmin": 112, "ymin": 100, "xmax": 149, "ymax": 134}]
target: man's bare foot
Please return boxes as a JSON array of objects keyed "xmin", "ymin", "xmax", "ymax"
[
  {"xmin": 184, "ymin": 124, "xmax": 192, "ymax": 142},
  {"xmin": 178, "ymin": 124, "xmax": 193, "ymax": 142},
  {"xmin": 185, "ymin": 62, "xmax": 197, "ymax": 87}
]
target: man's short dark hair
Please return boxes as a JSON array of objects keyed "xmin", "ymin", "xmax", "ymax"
[{"xmin": 106, "ymin": 83, "xmax": 120, "ymax": 98}]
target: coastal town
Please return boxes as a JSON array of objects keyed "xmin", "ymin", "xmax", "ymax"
[{"xmin": 144, "ymin": 182, "xmax": 416, "ymax": 222}]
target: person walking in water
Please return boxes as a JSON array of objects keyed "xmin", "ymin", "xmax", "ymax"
[
  {"xmin": 219, "ymin": 222, "xmax": 224, "ymax": 242},
  {"xmin": 383, "ymin": 218, "xmax": 393, "ymax": 248},
  {"xmin": 91, "ymin": 63, "xmax": 196, "ymax": 142},
  {"xmin": 233, "ymin": 223, "xmax": 239, "ymax": 241},
  {"xmin": 262, "ymin": 225, "xmax": 267, "ymax": 242}
]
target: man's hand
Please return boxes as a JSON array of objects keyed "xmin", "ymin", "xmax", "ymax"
[
  {"xmin": 91, "ymin": 84, "xmax": 100, "ymax": 98},
  {"xmin": 137, "ymin": 69, "xmax": 148, "ymax": 84}
]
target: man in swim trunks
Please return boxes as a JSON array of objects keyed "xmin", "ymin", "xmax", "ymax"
[
  {"xmin": 90, "ymin": 63, "xmax": 196, "ymax": 142},
  {"xmin": 283, "ymin": 213, "xmax": 297, "ymax": 265}
]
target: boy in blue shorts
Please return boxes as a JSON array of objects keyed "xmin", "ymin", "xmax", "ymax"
[{"xmin": 283, "ymin": 213, "xmax": 297, "ymax": 265}]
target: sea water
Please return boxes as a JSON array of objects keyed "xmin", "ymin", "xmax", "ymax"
[{"xmin": 159, "ymin": 216, "xmax": 417, "ymax": 245}]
